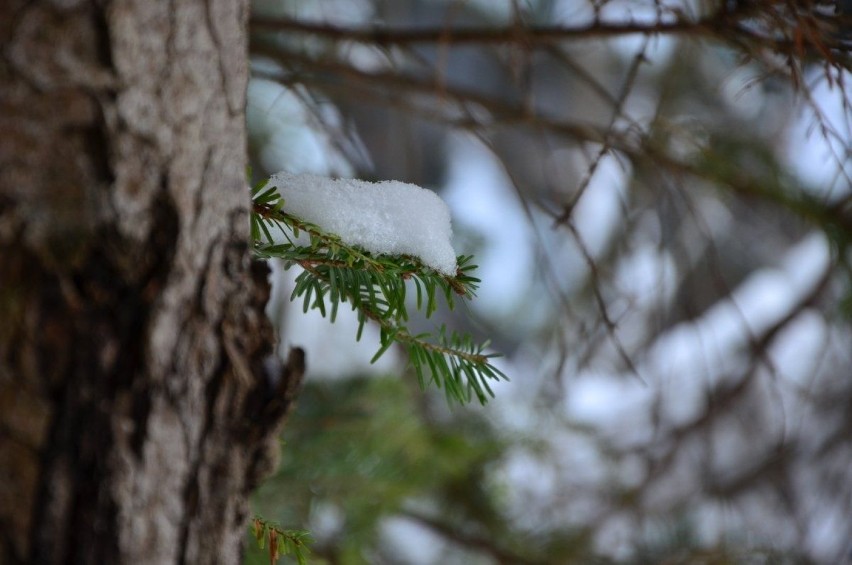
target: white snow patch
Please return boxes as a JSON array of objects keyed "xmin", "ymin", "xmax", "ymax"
[
  {"xmin": 720, "ymin": 66, "xmax": 766, "ymax": 120},
  {"xmin": 379, "ymin": 516, "xmax": 445, "ymax": 564},
  {"xmin": 614, "ymin": 246, "xmax": 677, "ymax": 309},
  {"xmin": 565, "ymin": 373, "xmax": 655, "ymax": 447},
  {"xmin": 770, "ymin": 311, "xmax": 826, "ymax": 390},
  {"xmin": 442, "ymin": 135, "xmax": 534, "ymax": 318},
  {"xmin": 270, "ymin": 172, "xmax": 458, "ymax": 276}
]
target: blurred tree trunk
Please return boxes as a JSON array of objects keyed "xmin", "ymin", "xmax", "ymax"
[{"xmin": 0, "ymin": 1, "xmax": 302, "ymax": 563}]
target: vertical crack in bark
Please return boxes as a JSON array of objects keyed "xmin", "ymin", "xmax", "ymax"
[
  {"xmin": 29, "ymin": 190, "xmax": 180, "ymax": 564},
  {"xmin": 176, "ymin": 357, "xmax": 224, "ymax": 565},
  {"xmin": 176, "ymin": 236, "xmax": 228, "ymax": 565},
  {"xmin": 204, "ymin": 0, "xmax": 246, "ymax": 116},
  {"xmin": 204, "ymin": 0, "xmax": 232, "ymax": 116},
  {"xmin": 128, "ymin": 192, "xmax": 181, "ymax": 456},
  {"xmin": 190, "ymin": 148, "xmax": 215, "ymax": 234}
]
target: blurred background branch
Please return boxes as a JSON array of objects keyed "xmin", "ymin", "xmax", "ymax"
[{"xmin": 246, "ymin": 0, "xmax": 852, "ymax": 563}]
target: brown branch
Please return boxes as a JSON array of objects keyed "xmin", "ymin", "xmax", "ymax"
[
  {"xmin": 398, "ymin": 509, "xmax": 546, "ymax": 565},
  {"xmin": 254, "ymin": 17, "xmax": 852, "ymax": 95},
  {"xmin": 250, "ymin": 42, "xmax": 610, "ymax": 146},
  {"xmin": 250, "ymin": 14, "xmax": 730, "ymax": 47},
  {"xmin": 553, "ymin": 35, "xmax": 650, "ymax": 226},
  {"xmin": 250, "ymin": 11, "xmax": 852, "ymax": 58}
]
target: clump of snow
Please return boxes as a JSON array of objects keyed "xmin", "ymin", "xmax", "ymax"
[{"xmin": 270, "ymin": 172, "xmax": 458, "ymax": 276}]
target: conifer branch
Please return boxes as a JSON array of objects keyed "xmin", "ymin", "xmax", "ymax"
[
  {"xmin": 251, "ymin": 517, "xmax": 312, "ymax": 565},
  {"xmin": 250, "ymin": 177, "xmax": 507, "ymax": 405}
]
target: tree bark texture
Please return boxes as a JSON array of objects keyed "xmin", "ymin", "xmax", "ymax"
[{"xmin": 0, "ymin": 1, "xmax": 302, "ymax": 563}]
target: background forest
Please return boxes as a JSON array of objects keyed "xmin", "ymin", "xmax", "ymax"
[{"xmin": 244, "ymin": 1, "xmax": 852, "ymax": 563}]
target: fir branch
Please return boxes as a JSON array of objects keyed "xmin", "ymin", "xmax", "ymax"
[
  {"xmin": 251, "ymin": 516, "xmax": 312, "ymax": 565},
  {"xmin": 296, "ymin": 260, "xmax": 504, "ymax": 404},
  {"xmin": 250, "ymin": 179, "xmax": 507, "ymax": 405}
]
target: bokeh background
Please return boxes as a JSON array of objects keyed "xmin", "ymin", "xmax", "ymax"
[{"xmin": 245, "ymin": 1, "xmax": 852, "ymax": 563}]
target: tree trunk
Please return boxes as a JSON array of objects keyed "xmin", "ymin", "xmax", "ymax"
[{"xmin": 0, "ymin": 1, "xmax": 302, "ymax": 563}]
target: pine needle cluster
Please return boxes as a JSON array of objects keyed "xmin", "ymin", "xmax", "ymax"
[{"xmin": 250, "ymin": 177, "xmax": 507, "ymax": 405}]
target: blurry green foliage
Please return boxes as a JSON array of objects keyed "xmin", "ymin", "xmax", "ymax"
[
  {"xmin": 245, "ymin": 376, "xmax": 814, "ymax": 564},
  {"xmin": 247, "ymin": 376, "xmax": 510, "ymax": 563}
]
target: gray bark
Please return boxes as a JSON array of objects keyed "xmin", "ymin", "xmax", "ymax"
[{"xmin": 0, "ymin": 1, "xmax": 302, "ymax": 563}]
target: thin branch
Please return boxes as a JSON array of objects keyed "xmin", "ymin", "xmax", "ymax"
[
  {"xmin": 553, "ymin": 35, "xmax": 651, "ymax": 226},
  {"xmin": 251, "ymin": 14, "xmax": 730, "ymax": 47},
  {"xmin": 250, "ymin": 44, "xmax": 611, "ymax": 145},
  {"xmin": 398, "ymin": 509, "xmax": 546, "ymax": 565},
  {"xmin": 251, "ymin": 11, "xmax": 852, "ymax": 57},
  {"xmin": 296, "ymin": 261, "xmax": 490, "ymax": 366}
]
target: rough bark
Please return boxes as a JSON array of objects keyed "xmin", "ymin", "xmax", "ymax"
[{"xmin": 0, "ymin": 1, "xmax": 302, "ymax": 563}]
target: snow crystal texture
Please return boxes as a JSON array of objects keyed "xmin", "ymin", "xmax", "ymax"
[{"xmin": 271, "ymin": 172, "xmax": 458, "ymax": 276}]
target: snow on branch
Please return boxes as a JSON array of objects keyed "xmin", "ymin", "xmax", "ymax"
[
  {"xmin": 269, "ymin": 171, "xmax": 458, "ymax": 276},
  {"xmin": 250, "ymin": 172, "xmax": 506, "ymax": 406}
]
